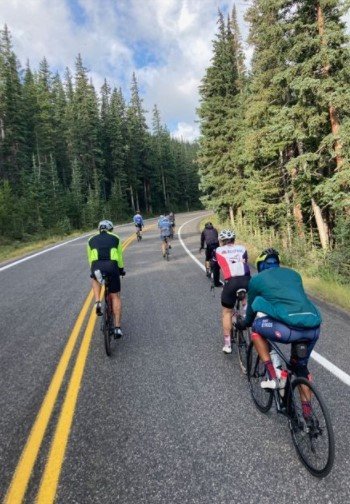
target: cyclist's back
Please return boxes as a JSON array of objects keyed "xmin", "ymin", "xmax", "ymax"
[
  {"xmin": 133, "ymin": 212, "xmax": 144, "ymax": 227},
  {"xmin": 246, "ymin": 266, "xmax": 321, "ymax": 328}
]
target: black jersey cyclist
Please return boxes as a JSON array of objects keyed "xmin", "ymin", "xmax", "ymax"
[
  {"xmin": 199, "ymin": 222, "xmax": 219, "ymax": 278},
  {"xmin": 87, "ymin": 220, "xmax": 125, "ymax": 338}
]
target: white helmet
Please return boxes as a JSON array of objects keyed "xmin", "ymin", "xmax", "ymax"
[
  {"xmin": 219, "ymin": 229, "xmax": 236, "ymax": 241},
  {"xmin": 98, "ymin": 220, "xmax": 113, "ymax": 232}
]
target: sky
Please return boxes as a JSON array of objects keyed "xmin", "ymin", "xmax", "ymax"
[{"xmin": 0, "ymin": 0, "xmax": 253, "ymax": 141}]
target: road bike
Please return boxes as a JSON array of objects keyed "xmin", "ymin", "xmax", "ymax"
[
  {"xmin": 136, "ymin": 227, "xmax": 142, "ymax": 241},
  {"xmin": 101, "ymin": 275, "xmax": 115, "ymax": 356},
  {"xmin": 231, "ymin": 288, "xmax": 250, "ymax": 374},
  {"xmin": 247, "ymin": 339, "xmax": 335, "ymax": 477},
  {"xmin": 163, "ymin": 237, "xmax": 170, "ymax": 261}
]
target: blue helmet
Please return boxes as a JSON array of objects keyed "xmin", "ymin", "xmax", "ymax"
[{"xmin": 256, "ymin": 248, "xmax": 280, "ymax": 272}]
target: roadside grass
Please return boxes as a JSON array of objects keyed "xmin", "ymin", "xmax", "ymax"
[
  {"xmin": 200, "ymin": 215, "xmax": 350, "ymax": 312},
  {"xmin": 0, "ymin": 231, "xmax": 85, "ymax": 264}
]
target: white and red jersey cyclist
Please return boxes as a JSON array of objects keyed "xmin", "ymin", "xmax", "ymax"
[{"xmin": 214, "ymin": 243, "xmax": 250, "ymax": 280}]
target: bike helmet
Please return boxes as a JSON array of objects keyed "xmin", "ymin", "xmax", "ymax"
[
  {"xmin": 98, "ymin": 220, "xmax": 113, "ymax": 232},
  {"xmin": 205, "ymin": 222, "xmax": 213, "ymax": 229},
  {"xmin": 256, "ymin": 248, "xmax": 280, "ymax": 272},
  {"xmin": 218, "ymin": 229, "xmax": 236, "ymax": 241}
]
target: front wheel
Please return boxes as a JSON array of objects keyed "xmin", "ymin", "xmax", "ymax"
[
  {"xmin": 237, "ymin": 329, "xmax": 249, "ymax": 374},
  {"xmin": 287, "ymin": 377, "xmax": 335, "ymax": 478},
  {"xmin": 247, "ymin": 342, "xmax": 273, "ymax": 413}
]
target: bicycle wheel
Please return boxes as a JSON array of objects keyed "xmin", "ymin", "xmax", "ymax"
[
  {"xmin": 103, "ymin": 298, "xmax": 112, "ymax": 356},
  {"xmin": 237, "ymin": 329, "xmax": 249, "ymax": 374},
  {"xmin": 287, "ymin": 377, "xmax": 335, "ymax": 478},
  {"xmin": 247, "ymin": 342, "xmax": 273, "ymax": 413}
]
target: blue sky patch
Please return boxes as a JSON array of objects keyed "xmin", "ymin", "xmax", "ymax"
[{"xmin": 67, "ymin": 0, "xmax": 87, "ymax": 26}]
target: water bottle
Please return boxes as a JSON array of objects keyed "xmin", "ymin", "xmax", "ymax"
[
  {"xmin": 270, "ymin": 349, "xmax": 282, "ymax": 377},
  {"xmin": 270, "ymin": 349, "xmax": 287, "ymax": 396}
]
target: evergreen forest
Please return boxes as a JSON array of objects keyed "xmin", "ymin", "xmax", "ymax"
[
  {"xmin": 0, "ymin": 25, "xmax": 200, "ymax": 243},
  {"xmin": 198, "ymin": 1, "xmax": 350, "ymax": 282}
]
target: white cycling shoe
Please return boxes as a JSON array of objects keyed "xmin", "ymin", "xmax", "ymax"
[{"xmin": 260, "ymin": 379, "xmax": 278, "ymax": 390}]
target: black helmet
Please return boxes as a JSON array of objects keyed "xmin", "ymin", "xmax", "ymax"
[
  {"xmin": 205, "ymin": 222, "xmax": 213, "ymax": 229},
  {"xmin": 256, "ymin": 248, "xmax": 280, "ymax": 272}
]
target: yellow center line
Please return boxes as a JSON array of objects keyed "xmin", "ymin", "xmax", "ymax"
[
  {"xmin": 4, "ymin": 290, "xmax": 94, "ymax": 504},
  {"xmin": 4, "ymin": 227, "xmax": 151, "ymax": 504},
  {"xmin": 35, "ymin": 234, "xmax": 138, "ymax": 503}
]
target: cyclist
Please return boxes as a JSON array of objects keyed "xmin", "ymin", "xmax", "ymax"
[
  {"xmin": 212, "ymin": 229, "xmax": 250, "ymax": 353},
  {"xmin": 87, "ymin": 220, "xmax": 125, "ymax": 338},
  {"xmin": 199, "ymin": 222, "xmax": 219, "ymax": 278},
  {"xmin": 133, "ymin": 210, "xmax": 144, "ymax": 239},
  {"xmin": 236, "ymin": 249, "xmax": 321, "ymax": 419},
  {"xmin": 158, "ymin": 214, "xmax": 172, "ymax": 258},
  {"xmin": 168, "ymin": 211, "xmax": 175, "ymax": 238}
]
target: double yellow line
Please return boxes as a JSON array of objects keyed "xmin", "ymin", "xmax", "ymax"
[{"xmin": 5, "ymin": 230, "xmax": 142, "ymax": 504}]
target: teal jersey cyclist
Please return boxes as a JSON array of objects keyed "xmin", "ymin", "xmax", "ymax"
[{"xmin": 237, "ymin": 248, "xmax": 321, "ymax": 400}]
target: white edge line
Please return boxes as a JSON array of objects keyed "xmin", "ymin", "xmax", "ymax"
[
  {"xmin": 179, "ymin": 214, "xmax": 350, "ymax": 388},
  {"xmin": 0, "ymin": 219, "xmax": 157, "ymax": 273}
]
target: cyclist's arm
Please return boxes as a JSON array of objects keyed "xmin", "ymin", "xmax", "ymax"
[
  {"xmin": 87, "ymin": 241, "xmax": 93, "ymax": 267},
  {"xmin": 200, "ymin": 231, "xmax": 205, "ymax": 249},
  {"xmin": 245, "ymin": 279, "xmax": 258, "ymax": 326},
  {"xmin": 116, "ymin": 239, "xmax": 124, "ymax": 268}
]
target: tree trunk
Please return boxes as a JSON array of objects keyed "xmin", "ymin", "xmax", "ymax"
[
  {"xmin": 311, "ymin": 198, "xmax": 329, "ymax": 250},
  {"xmin": 229, "ymin": 206, "xmax": 234, "ymax": 228},
  {"xmin": 161, "ymin": 171, "xmax": 167, "ymax": 207},
  {"xmin": 316, "ymin": 4, "xmax": 343, "ymax": 170},
  {"xmin": 129, "ymin": 185, "xmax": 135, "ymax": 212}
]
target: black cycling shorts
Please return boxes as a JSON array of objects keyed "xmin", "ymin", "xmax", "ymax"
[
  {"xmin": 221, "ymin": 275, "xmax": 250, "ymax": 308},
  {"xmin": 91, "ymin": 260, "xmax": 121, "ymax": 293},
  {"xmin": 205, "ymin": 243, "xmax": 219, "ymax": 262}
]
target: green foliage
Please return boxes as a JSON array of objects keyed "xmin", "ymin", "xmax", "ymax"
[
  {"xmin": 198, "ymin": 2, "xmax": 350, "ymax": 280},
  {"xmin": 0, "ymin": 26, "xmax": 201, "ymax": 246}
]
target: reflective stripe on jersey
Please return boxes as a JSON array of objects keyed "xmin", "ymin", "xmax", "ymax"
[{"xmin": 215, "ymin": 244, "xmax": 249, "ymax": 280}]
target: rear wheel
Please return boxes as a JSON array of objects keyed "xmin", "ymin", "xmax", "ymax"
[
  {"xmin": 287, "ymin": 377, "xmax": 335, "ymax": 478},
  {"xmin": 103, "ymin": 298, "xmax": 112, "ymax": 356},
  {"xmin": 247, "ymin": 342, "xmax": 273, "ymax": 413}
]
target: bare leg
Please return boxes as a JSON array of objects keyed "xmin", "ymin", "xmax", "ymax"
[
  {"xmin": 110, "ymin": 292, "xmax": 122, "ymax": 327},
  {"xmin": 222, "ymin": 307, "xmax": 233, "ymax": 335},
  {"xmin": 91, "ymin": 278, "xmax": 101, "ymax": 302},
  {"xmin": 252, "ymin": 336, "xmax": 270, "ymax": 362}
]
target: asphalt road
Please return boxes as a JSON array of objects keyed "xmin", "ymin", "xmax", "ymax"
[{"xmin": 1, "ymin": 211, "xmax": 350, "ymax": 504}]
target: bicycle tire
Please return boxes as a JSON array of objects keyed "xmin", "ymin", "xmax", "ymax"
[
  {"xmin": 287, "ymin": 377, "xmax": 335, "ymax": 478},
  {"xmin": 103, "ymin": 298, "xmax": 112, "ymax": 357},
  {"xmin": 237, "ymin": 330, "xmax": 249, "ymax": 374},
  {"xmin": 247, "ymin": 342, "xmax": 273, "ymax": 413}
]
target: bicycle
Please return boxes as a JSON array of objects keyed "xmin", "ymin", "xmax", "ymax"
[
  {"xmin": 136, "ymin": 227, "xmax": 142, "ymax": 241},
  {"xmin": 247, "ymin": 339, "xmax": 335, "ymax": 477},
  {"xmin": 231, "ymin": 289, "xmax": 250, "ymax": 374},
  {"xmin": 101, "ymin": 275, "xmax": 115, "ymax": 356},
  {"xmin": 163, "ymin": 237, "xmax": 170, "ymax": 261}
]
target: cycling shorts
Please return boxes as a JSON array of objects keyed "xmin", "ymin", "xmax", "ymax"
[
  {"xmin": 221, "ymin": 275, "xmax": 250, "ymax": 308},
  {"xmin": 252, "ymin": 316, "xmax": 320, "ymax": 368},
  {"xmin": 205, "ymin": 242, "xmax": 219, "ymax": 262},
  {"xmin": 91, "ymin": 260, "xmax": 120, "ymax": 293},
  {"xmin": 135, "ymin": 223, "xmax": 142, "ymax": 230}
]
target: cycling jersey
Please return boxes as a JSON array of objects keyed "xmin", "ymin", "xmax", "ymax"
[
  {"xmin": 133, "ymin": 214, "xmax": 144, "ymax": 226},
  {"xmin": 245, "ymin": 267, "xmax": 322, "ymax": 329},
  {"xmin": 158, "ymin": 217, "xmax": 172, "ymax": 238},
  {"xmin": 200, "ymin": 228, "xmax": 219, "ymax": 248},
  {"xmin": 87, "ymin": 232, "xmax": 124, "ymax": 268},
  {"xmin": 214, "ymin": 244, "xmax": 250, "ymax": 280}
]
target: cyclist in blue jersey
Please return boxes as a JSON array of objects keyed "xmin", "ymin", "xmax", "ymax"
[
  {"xmin": 158, "ymin": 214, "xmax": 172, "ymax": 258},
  {"xmin": 133, "ymin": 210, "xmax": 144, "ymax": 239}
]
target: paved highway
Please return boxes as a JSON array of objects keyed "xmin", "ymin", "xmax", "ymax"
[{"xmin": 1, "ymin": 212, "xmax": 350, "ymax": 503}]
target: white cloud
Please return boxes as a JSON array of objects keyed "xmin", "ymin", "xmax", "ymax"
[
  {"xmin": 172, "ymin": 122, "xmax": 199, "ymax": 142},
  {"xmin": 0, "ymin": 1, "xmax": 278, "ymax": 140}
]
